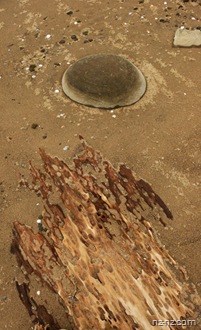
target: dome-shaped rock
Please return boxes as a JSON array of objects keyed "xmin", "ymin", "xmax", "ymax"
[{"xmin": 62, "ymin": 54, "xmax": 146, "ymax": 109}]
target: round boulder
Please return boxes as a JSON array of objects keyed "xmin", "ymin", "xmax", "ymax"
[{"xmin": 62, "ymin": 54, "xmax": 146, "ymax": 109}]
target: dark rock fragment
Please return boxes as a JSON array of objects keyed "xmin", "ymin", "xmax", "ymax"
[
  {"xmin": 59, "ymin": 39, "xmax": 66, "ymax": 44},
  {"xmin": 66, "ymin": 10, "xmax": 73, "ymax": 15},
  {"xmin": 71, "ymin": 35, "xmax": 78, "ymax": 41},
  {"xmin": 31, "ymin": 123, "xmax": 38, "ymax": 129},
  {"xmin": 29, "ymin": 64, "xmax": 36, "ymax": 72},
  {"xmin": 83, "ymin": 38, "xmax": 93, "ymax": 43}
]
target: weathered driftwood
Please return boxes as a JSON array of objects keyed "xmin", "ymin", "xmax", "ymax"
[{"xmin": 12, "ymin": 137, "xmax": 200, "ymax": 330}]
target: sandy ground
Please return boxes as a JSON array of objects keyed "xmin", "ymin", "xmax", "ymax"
[{"xmin": 0, "ymin": 0, "xmax": 201, "ymax": 329}]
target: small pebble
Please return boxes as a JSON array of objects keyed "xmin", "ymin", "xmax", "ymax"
[
  {"xmin": 57, "ymin": 113, "xmax": 65, "ymax": 118},
  {"xmin": 45, "ymin": 34, "xmax": 51, "ymax": 39},
  {"xmin": 1, "ymin": 296, "xmax": 7, "ymax": 302},
  {"xmin": 159, "ymin": 18, "xmax": 169, "ymax": 23},
  {"xmin": 29, "ymin": 64, "xmax": 36, "ymax": 72},
  {"xmin": 31, "ymin": 123, "xmax": 39, "ymax": 129},
  {"xmin": 83, "ymin": 38, "xmax": 93, "ymax": 43},
  {"xmin": 66, "ymin": 10, "xmax": 73, "ymax": 15},
  {"xmin": 59, "ymin": 39, "xmax": 66, "ymax": 44},
  {"xmin": 71, "ymin": 34, "xmax": 78, "ymax": 41}
]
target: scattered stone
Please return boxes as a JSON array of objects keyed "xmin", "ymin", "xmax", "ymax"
[
  {"xmin": 174, "ymin": 28, "xmax": 201, "ymax": 47},
  {"xmin": 66, "ymin": 10, "xmax": 73, "ymax": 15},
  {"xmin": 45, "ymin": 34, "xmax": 51, "ymax": 39},
  {"xmin": 35, "ymin": 31, "xmax": 40, "ymax": 38},
  {"xmin": 31, "ymin": 123, "xmax": 39, "ymax": 129},
  {"xmin": 82, "ymin": 30, "xmax": 89, "ymax": 35},
  {"xmin": 159, "ymin": 18, "xmax": 170, "ymax": 23},
  {"xmin": 37, "ymin": 216, "xmax": 47, "ymax": 232},
  {"xmin": 0, "ymin": 296, "xmax": 7, "ymax": 302},
  {"xmin": 71, "ymin": 34, "xmax": 78, "ymax": 41},
  {"xmin": 59, "ymin": 39, "xmax": 66, "ymax": 44},
  {"xmin": 29, "ymin": 64, "xmax": 36, "ymax": 72},
  {"xmin": 83, "ymin": 38, "xmax": 93, "ymax": 43}
]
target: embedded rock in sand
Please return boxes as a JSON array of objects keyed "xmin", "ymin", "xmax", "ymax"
[
  {"xmin": 174, "ymin": 28, "xmax": 201, "ymax": 47},
  {"xmin": 62, "ymin": 54, "xmax": 146, "ymax": 109}
]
